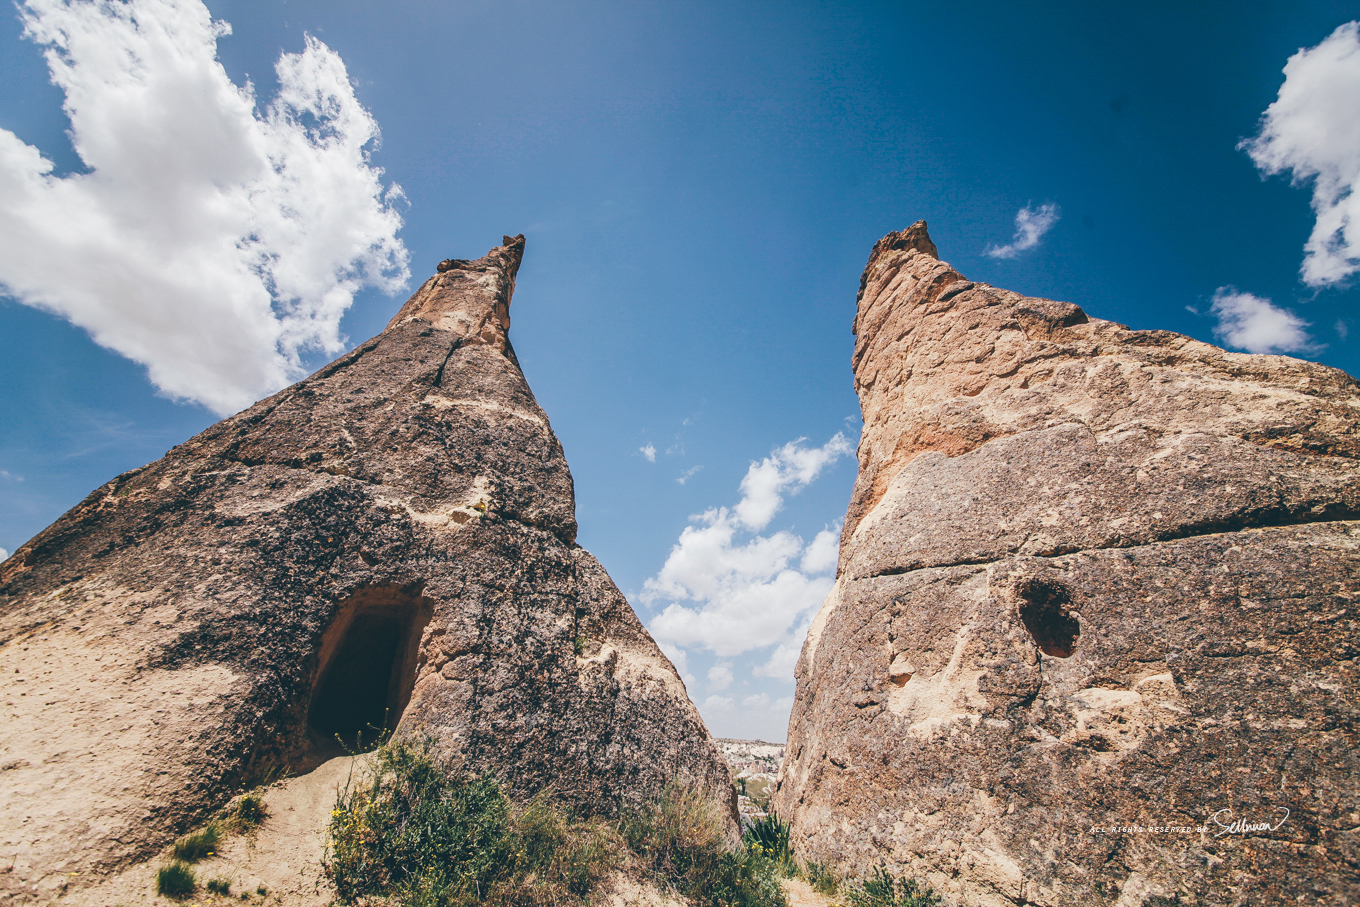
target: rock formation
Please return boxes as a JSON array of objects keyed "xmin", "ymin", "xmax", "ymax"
[
  {"xmin": 0, "ymin": 236, "xmax": 733, "ymax": 902},
  {"xmin": 774, "ymin": 222, "xmax": 1359, "ymax": 905}
]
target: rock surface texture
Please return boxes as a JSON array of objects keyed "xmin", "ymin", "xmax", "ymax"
[
  {"xmin": 0, "ymin": 236, "xmax": 732, "ymax": 903},
  {"xmin": 774, "ymin": 223, "xmax": 1360, "ymax": 906}
]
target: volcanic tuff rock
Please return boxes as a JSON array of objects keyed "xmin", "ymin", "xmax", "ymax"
[
  {"xmin": 774, "ymin": 222, "xmax": 1360, "ymax": 906},
  {"xmin": 0, "ymin": 236, "xmax": 733, "ymax": 902}
]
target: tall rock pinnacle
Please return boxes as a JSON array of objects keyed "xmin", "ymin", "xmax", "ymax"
[
  {"xmin": 0, "ymin": 236, "xmax": 732, "ymax": 902},
  {"xmin": 774, "ymin": 222, "xmax": 1360, "ymax": 905}
]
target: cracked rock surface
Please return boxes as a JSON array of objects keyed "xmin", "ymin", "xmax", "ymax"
[
  {"xmin": 773, "ymin": 222, "xmax": 1360, "ymax": 906},
  {"xmin": 0, "ymin": 236, "xmax": 732, "ymax": 903}
]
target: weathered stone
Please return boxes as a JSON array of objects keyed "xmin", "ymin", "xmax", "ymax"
[
  {"xmin": 0, "ymin": 236, "xmax": 733, "ymax": 902},
  {"xmin": 775, "ymin": 222, "xmax": 1360, "ymax": 906}
]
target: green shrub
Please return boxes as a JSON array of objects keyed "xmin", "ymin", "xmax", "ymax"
[
  {"xmin": 172, "ymin": 823, "xmax": 222, "ymax": 862},
  {"xmin": 206, "ymin": 877, "xmax": 231, "ymax": 895},
  {"xmin": 325, "ymin": 737, "xmax": 621, "ymax": 906},
  {"xmin": 326, "ymin": 737, "xmax": 786, "ymax": 907},
  {"xmin": 621, "ymin": 784, "xmax": 786, "ymax": 907},
  {"xmin": 844, "ymin": 866, "xmax": 941, "ymax": 907},
  {"xmin": 156, "ymin": 861, "xmax": 196, "ymax": 898},
  {"xmin": 230, "ymin": 794, "xmax": 267, "ymax": 832},
  {"xmin": 743, "ymin": 813, "xmax": 793, "ymax": 872}
]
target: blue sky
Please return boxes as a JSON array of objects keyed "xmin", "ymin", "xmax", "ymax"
[{"xmin": 2, "ymin": 0, "xmax": 1358, "ymax": 741}]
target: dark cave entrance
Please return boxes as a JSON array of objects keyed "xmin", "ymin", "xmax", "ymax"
[{"xmin": 307, "ymin": 583, "xmax": 432, "ymax": 753}]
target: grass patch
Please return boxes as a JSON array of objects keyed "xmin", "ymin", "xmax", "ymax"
[
  {"xmin": 744, "ymin": 813, "xmax": 793, "ymax": 872},
  {"xmin": 156, "ymin": 861, "xmax": 196, "ymax": 899},
  {"xmin": 325, "ymin": 738, "xmax": 789, "ymax": 907},
  {"xmin": 228, "ymin": 793, "xmax": 267, "ymax": 833},
  {"xmin": 843, "ymin": 866, "xmax": 942, "ymax": 907},
  {"xmin": 618, "ymin": 784, "xmax": 787, "ymax": 907},
  {"xmin": 802, "ymin": 860, "xmax": 840, "ymax": 897},
  {"xmin": 240, "ymin": 754, "xmax": 288, "ymax": 790},
  {"xmin": 324, "ymin": 737, "xmax": 620, "ymax": 906},
  {"xmin": 205, "ymin": 877, "xmax": 231, "ymax": 895},
  {"xmin": 172, "ymin": 822, "xmax": 222, "ymax": 862}
]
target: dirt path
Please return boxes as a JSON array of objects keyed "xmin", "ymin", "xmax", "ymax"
[{"xmin": 783, "ymin": 876, "xmax": 836, "ymax": 907}]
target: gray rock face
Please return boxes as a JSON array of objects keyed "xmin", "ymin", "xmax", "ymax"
[
  {"xmin": 774, "ymin": 223, "xmax": 1360, "ymax": 906},
  {"xmin": 0, "ymin": 236, "xmax": 732, "ymax": 902}
]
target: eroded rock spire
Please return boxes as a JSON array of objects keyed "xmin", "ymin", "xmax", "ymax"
[
  {"xmin": 0, "ymin": 235, "xmax": 733, "ymax": 903},
  {"xmin": 775, "ymin": 222, "xmax": 1359, "ymax": 906}
]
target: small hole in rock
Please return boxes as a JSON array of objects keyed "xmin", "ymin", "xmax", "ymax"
[{"xmin": 1015, "ymin": 577, "xmax": 1079, "ymax": 658}]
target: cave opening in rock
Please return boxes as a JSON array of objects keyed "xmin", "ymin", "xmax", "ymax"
[
  {"xmin": 307, "ymin": 583, "xmax": 431, "ymax": 753},
  {"xmin": 1015, "ymin": 577, "xmax": 1080, "ymax": 658}
]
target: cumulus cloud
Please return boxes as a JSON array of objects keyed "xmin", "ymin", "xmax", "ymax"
[
  {"xmin": 643, "ymin": 434, "xmax": 850, "ymax": 661},
  {"xmin": 639, "ymin": 443, "xmax": 657, "ymax": 462},
  {"xmin": 1241, "ymin": 22, "xmax": 1360, "ymax": 287},
  {"xmin": 0, "ymin": 0, "xmax": 408, "ymax": 415},
  {"xmin": 707, "ymin": 663, "xmax": 733, "ymax": 692},
  {"xmin": 985, "ymin": 203, "xmax": 1060, "ymax": 259},
  {"xmin": 1210, "ymin": 287, "xmax": 1315, "ymax": 355},
  {"xmin": 0, "ymin": 548, "xmax": 9, "ymax": 562},
  {"xmin": 657, "ymin": 641, "xmax": 696, "ymax": 688}
]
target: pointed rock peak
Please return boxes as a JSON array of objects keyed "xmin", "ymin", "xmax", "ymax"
[
  {"xmin": 869, "ymin": 220, "xmax": 937, "ymax": 264},
  {"xmin": 386, "ymin": 233, "xmax": 527, "ymax": 347}
]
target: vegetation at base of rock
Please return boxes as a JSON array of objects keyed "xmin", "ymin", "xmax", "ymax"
[
  {"xmin": 230, "ymin": 793, "xmax": 267, "ymax": 832},
  {"xmin": 171, "ymin": 822, "xmax": 222, "ymax": 862},
  {"xmin": 742, "ymin": 813, "xmax": 793, "ymax": 872},
  {"xmin": 324, "ymin": 737, "xmax": 620, "ymax": 906},
  {"xmin": 240, "ymin": 754, "xmax": 288, "ymax": 790},
  {"xmin": 325, "ymin": 737, "xmax": 789, "ymax": 907},
  {"xmin": 842, "ymin": 867, "xmax": 941, "ymax": 907},
  {"xmin": 155, "ymin": 861, "xmax": 197, "ymax": 898},
  {"xmin": 801, "ymin": 860, "xmax": 839, "ymax": 897},
  {"xmin": 621, "ymin": 785, "xmax": 787, "ymax": 907}
]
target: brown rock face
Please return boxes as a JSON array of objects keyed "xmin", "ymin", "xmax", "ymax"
[
  {"xmin": 0, "ymin": 236, "xmax": 732, "ymax": 902},
  {"xmin": 774, "ymin": 223, "xmax": 1360, "ymax": 906}
]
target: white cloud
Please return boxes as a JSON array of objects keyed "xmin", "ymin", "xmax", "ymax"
[
  {"xmin": 1241, "ymin": 22, "xmax": 1360, "ymax": 287},
  {"xmin": 752, "ymin": 623, "xmax": 809, "ymax": 679},
  {"xmin": 657, "ymin": 640, "xmax": 696, "ymax": 689},
  {"xmin": 643, "ymin": 435, "xmax": 851, "ymax": 660},
  {"xmin": 0, "ymin": 548, "xmax": 9, "ymax": 562},
  {"xmin": 676, "ymin": 465, "xmax": 702, "ymax": 484},
  {"xmin": 799, "ymin": 526, "xmax": 839, "ymax": 574},
  {"xmin": 0, "ymin": 0, "xmax": 408, "ymax": 415},
  {"xmin": 1210, "ymin": 287, "xmax": 1315, "ymax": 355},
  {"xmin": 707, "ymin": 663, "xmax": 733, "ymax": 692},
  {"xmin": 639, "ymin": 443, "xmax": 657, "ymax": 462},
  {"xmin": 702, "ymin": 694, "xmax": 735, "ymax": 713},
  {"xmin": 985, "ymin": 203, "xmax": 1060, "ymax": 259},
  {"xmin": 1338, "ymin": 319, "xmax": 1350, "ymax": 340},
  {"xmin": 734, "ymin": 435, "xmax": 853, "ymax": 531}
]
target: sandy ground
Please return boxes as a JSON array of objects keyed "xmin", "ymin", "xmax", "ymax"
[
  {"xmin": 60, "ymin": 754, "xmax": 367, "ymax": 907},
  {"xmin": 781, "ymin": 877, "xmax": 835, "ymax": 907}
]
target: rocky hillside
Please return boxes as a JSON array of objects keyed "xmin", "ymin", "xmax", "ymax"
[
  {"xmin": 0, "ymin": 236, "xmax": 733, "ymax": 904},
  {"xmin": 773, "ymin": 222, "xmax": 1359, "ymax": 906}
]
